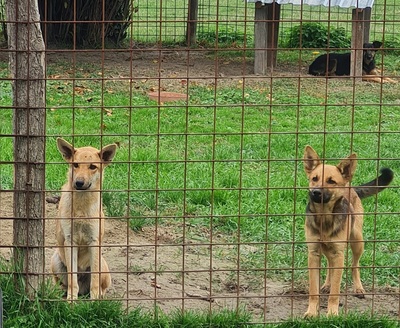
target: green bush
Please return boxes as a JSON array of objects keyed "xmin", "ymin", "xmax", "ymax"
[
  {"xmin": 284, "ymin": 22, "xmax": 351, "ymax": 49},
  {"xmin": 383, "ymin": 37, "xmax": 400, "ymax": 55},
  {"xmin": 197, "ymin": 27, "xmax": 252, "ymax": 47}
]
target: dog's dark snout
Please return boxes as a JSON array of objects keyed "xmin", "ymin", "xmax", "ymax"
[
  {"xmin": 311, "ymin": 189, "xmax": 322, "ymax": 198},
  {"xmin": 310, "ymin": 188, "xmax": 324, "ymax": 203},
  {"xmin": 75, "ymin": 180, "xmax": 85, "ymax": 189},
  {"xmin": 309, "ymin": 188, "xmax": 330, "ymax": 203}
]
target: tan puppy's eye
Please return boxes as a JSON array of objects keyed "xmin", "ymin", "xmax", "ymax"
[
  {"xmin": 327, "ymin": 178, "xmax": 336, "ymax": 184},
  {"xmin": 89, "ymin": 164, "xmax": 97, "ymax": 170},
  {"xmin": 73, "ymin": 163, "xmax": 79, "ymax": 168},
  {"xmin": 312, "ymin": 176, "xmax": 318, "ymax": 182}
]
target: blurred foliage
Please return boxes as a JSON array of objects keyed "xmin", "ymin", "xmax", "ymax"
[{"xmin": 283, "ymin": 22, "xmax": 351, "ymax": 49}]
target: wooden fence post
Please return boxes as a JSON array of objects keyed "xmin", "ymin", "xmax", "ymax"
[
  {"xmin": 351, "ymin": 8, "xmax": 364, "ymax": 81},
  {"xmin": 254, "ymin": 2, "xmax": 280, "ymax": 74},
  {"xmin": 186, "ymin": 0, "xmax": 198, "ymax": 46}
]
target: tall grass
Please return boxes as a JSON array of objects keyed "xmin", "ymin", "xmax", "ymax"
[
  {"xmin": 0, "ymin": 258, "xmax": 252, "ymax": 327},
  {"xmin": 0, "ymin": 258, "xmax": 397, "ymax": 327}
]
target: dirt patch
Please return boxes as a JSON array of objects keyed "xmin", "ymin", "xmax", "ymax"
[
  {"xmin": 42, "ymin": 49, "xmax": 396, "ymax": 106},
  {"xmin": 44, "ymin": 49, "xmax": 309, "ymax": 91},
  {"xmin": 0, "ymin": 192, "xmax": 398, "ymax": 322}
]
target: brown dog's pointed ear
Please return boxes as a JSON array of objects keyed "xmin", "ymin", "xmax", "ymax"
[
  {"xmin": 57, "ymin": 138, "xmax": 75, "ymax": 162},
  {"xmin": 303, "ymin": 145, "xmax": 321, "ymax": 176},
  {"xmin": 99, "ymin": 143, "xmax": 117, "ymax": 166},
  {"xmin": 337, "ymin": 153, "xmax": 357, "ymax": 181}
]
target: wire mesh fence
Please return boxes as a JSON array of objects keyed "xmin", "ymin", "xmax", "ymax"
[
  {"xmin": 129, "ymin": 0, "xmax": 399, "ymax": 47},
  {"xmin": 0, "ymin": 0, "xmax": 399, "ymax": 325}
]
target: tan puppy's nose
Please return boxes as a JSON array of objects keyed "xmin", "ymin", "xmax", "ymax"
[{"xmin": 74, "ymin": 179, "xmax": 87, "ymax": 190}]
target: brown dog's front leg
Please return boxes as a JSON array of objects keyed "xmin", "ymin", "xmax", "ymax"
[
  {"xmin": 89, "ymin": 239, "xmax": 101, "ymax": 299},
  {"xmin": 304, "ymin": 248, "xmax": 321, "ymax": 318},
  {"xmin": 326, "ymin": 250, "xmax": 344, "ymax": 316},
  {"xmin": 65, "ymin": 242, "xmax": 79, "ymax": 301}
]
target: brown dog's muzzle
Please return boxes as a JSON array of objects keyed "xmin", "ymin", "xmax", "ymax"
[
  {"xmin": 74, "ymin": 179, "xmax": 91, "ymax": 190},
  {"xmin": 363, "ymin": 51, "xmax": 374, "ymax": 64},
  {"xmin": 309, "ymin": 188, "xmax": 331, "ymax": 203}
]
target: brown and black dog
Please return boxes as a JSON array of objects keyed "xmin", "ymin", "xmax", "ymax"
[
  {"xmin": 303, "ymin": 146, "xmax": 393, "ymax": 317},
  {"xmin": 308, "ymin": 41, "xmax": 397, "ymax": 83}
]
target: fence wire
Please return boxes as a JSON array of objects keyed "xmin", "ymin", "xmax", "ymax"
[{"xmin": 0, "ymin": 0, "xmax": 399, "ymax": 325}]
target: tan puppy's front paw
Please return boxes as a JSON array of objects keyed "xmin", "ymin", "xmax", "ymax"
[
  {"xmin": 353, "ymin": 287, "xmax": 365, "ymax": 299},
  {"xmin": 327, "ymin": 307, "xmax": 339, "ymax": 316},
  {"xmin": 304, "ymin": 303, "xmax": 319, "ymax": 318},
  {"xmin": 67, "ymin": 293, "xmax": 78, "ymax": 303},
  {"xmin": 90, "ymin": 288, "xmax": 100, "ymax": 299},
  {"xmin": 304, "ymin": 310, "xmax": 318, "ymax": 318}
]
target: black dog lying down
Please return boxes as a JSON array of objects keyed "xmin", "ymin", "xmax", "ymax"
[{"xmin": 308, "ymin": 41, "xmax": 397, "ymax": 83}]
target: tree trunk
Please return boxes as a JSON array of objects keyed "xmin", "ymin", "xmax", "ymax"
[
  {"xmin": 38, "ymin": 0, "xmax": 132, "ymax": 47},
  {"xmin": 6, "ymin": 0, "xmax": 46, "ymax": 297}
]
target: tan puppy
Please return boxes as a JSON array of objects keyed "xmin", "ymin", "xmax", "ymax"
[
  {"xmin": 303, "ymin": 145, "xmax": 393, "ymax": 317},
  {"xmin": 51, "ymin": 138, "xmax": 117, "ymax": 301}
]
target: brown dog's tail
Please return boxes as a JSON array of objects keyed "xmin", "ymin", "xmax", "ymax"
[{"xmin": 354, "ymin": 168, "xmax": 394, "ymax": 199}]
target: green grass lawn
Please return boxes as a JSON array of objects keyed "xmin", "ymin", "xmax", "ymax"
[{"xmin": 0, "ymin": 51, "xmax": 399, "ymax": 292}]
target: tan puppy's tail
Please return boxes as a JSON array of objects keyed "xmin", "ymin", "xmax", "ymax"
[{"xmin": 354, "ymin": 168, "xmax": 394, "ymax": 199}]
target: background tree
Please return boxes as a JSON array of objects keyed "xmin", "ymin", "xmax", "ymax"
[
  {"xmin": 38, "ymin": 0, "xmax": 133, "ymax": 47},
  {"xmin": 6, "ymin": 0, "xmax": 46, "ymax": 296}
]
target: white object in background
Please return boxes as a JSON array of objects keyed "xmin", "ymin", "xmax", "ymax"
[{"xmin": 246, "ymin": 0, "xmax": 374, "ymax": 9}]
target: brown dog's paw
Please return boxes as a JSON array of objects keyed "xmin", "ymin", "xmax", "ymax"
[
  {"xmin": 386, "ymin": 78, "xmax": 398, "ymax": 84},
  {"xmin": 353, "ymin": 288, "xmax": 365, "ymax": 299},
  {"xmin": 304, "ymin": 309, "xmax": 318, "ymax": 318},
  {"xmin": 304, "ymin": 301, "xmax": 320, "ymax": 318},
  {"xmin": 304, "ymin": 312, "xmax": 317, "ymax": 319}
]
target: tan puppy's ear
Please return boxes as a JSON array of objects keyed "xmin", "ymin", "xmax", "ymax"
[
  {"xmin": 303, "ymin": 145, "xmax": 321, "ymax": 177},
  {"xmin": 337, "ymin": 153, "xmax": 357, "ymax": 182},
  {"xmin": 99, "ymin": 143, "xmax": 117, "ymax": 166},
  {"xmin": 57, "ymin": 138, "xmax": 75, "ymax": 162}
]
